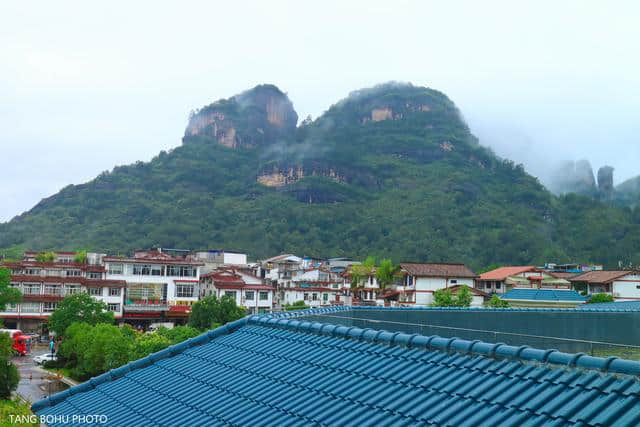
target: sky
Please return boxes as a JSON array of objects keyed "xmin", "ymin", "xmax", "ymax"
[{"xmin": 1, "ymin": 1, "xmax": 639, "ymax": 222}]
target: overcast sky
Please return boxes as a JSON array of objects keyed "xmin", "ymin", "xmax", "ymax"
[{"xmin": 1, "ymin": 1, "xmax": 639, "ymax": 222}]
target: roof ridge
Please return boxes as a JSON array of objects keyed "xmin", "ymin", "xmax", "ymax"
[{"xmin": 264, "ymin": 307, "xmax": 640, "ymax": 376}]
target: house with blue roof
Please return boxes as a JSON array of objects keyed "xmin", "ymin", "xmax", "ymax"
[
  {"xmin": 33, "ymin": 309, "xmax": 640, "ymax": 426},
  {"xmin": 500, "ymin": 288, "xmax": 586, "ymax": 307}
]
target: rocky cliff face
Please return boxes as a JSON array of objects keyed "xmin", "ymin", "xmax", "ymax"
[
  {"xmin": 257, "ymin": 167, "xmax": 345, "ymax": 187},
  {"xmin": 185, "ymin": 84, "xmax": 297, "ymax": 148}
]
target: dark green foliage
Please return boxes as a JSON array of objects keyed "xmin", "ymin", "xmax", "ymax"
[
  {"xmin": 284, "ymin": 300, "xmax": 309, "ymax": 311},
  {"xmin": 48, "ymin": 294, "xmax": 114, "ymax": 336},
  {"xmin": 487, "ymin": 294, "xmax": 510, "ymax": 308},
  {"xmin": 58, "ymin": 323, "xmax": 203, "ymax": 380},
  {"xmin": 432, "ymin": 287, "xmax": 472, "ymax": 307},
  {"xmin": 588, "ymin": 293, "xmax": 615, "ymax": 304},
  {"xmin": 188, "ymin": 296, "xmax": 246, "ymax": 330},
  {"xmin": 0, "ymin": 83, "xmax": 639, "ymax": 269},
  {"xmin": 0, "ymin": 334, "xmax": 18, "ymax": 399},
  {"xmin": 0, "ymin": 268, "xmax": 21, "ymax": 312}
]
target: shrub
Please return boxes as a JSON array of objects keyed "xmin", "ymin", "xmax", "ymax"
[
  {"xmin": 588, "ymin": 293, "xmax": 614, "ymax": 304},
  {"xmin": 0, "ymin": 360, "xmax": 19, "ymax": 399}
]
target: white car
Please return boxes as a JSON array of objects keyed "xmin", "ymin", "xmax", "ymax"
[{"xmin": 33, "ymin": 353, "xmax": 58, "ymax": 365}]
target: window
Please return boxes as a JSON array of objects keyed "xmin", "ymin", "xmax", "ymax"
[
  {"xmin": 108, "ymin": 303, "xmax": 120, "ymax": 312},
  {"xmin": 259, "ymin": 291, "xmax": 269, "ymax": 301},
  {"xmin": 450, "ymin": 280, "xmax": 458, "ymax": 284},
  {"xmin": 25, "ymin": 268, "xmax": 40, "ymax": 275},
  {"xmin": 151, "ymin": 265, "xmax": 163, "ymax": 276},
  {"xmin": 225, "ymin": 291, "xmax": 236, "ymax": 299},
  {"xmin": 109, "ymin": 287, "xmax": 121, "ymax": 297},
  {"xmin": 87, "ymin": 287, "xmax": 102, "ymax": 296},
  {"xmin": 22, "ymin": 283, "xmax": 41, "ymax": 295},
  {"xmin": 43, "ymin": 302, "xmax": 58, "ymax": 312},
  {"xmin": 180, "ymin": 266, "xmax": 196, "ymax": 277},
  {"xmin": 323, "ymin": 293, "xmax": 328, "ymax": 302},
  {"xmin": 636, "ymin": 285, "xmax": 640, "ymax": 290},
  {"xmin": 245, "ymin": 291, "xmax": 255, "ymax": 300},
  {"xmin": 166, "ymin": 266, "xmax": 179, "ymax": 276},
  {"xmin": 109, "ymin": 264, "xmax": 124, "ymax": 275},
  {"xmin": 65, "ymin": 270, "xmax": 81, "ymax": 277},
  {"xmin": 303, "ymin": 293, "xmax": 309, "ymax": 301},
  {"xmin": 496, "ymin": 282, "xmax": 501, "ymax": 289},
  {"xmin": 87, "ymin": 272, "xmax": 102, "ymax": 279},
  {"xmin": 21, "ymin": 302, "xmax": 41, "ymax": 313},
  {"xmin": 312, "ymin": 293, "xmax": 318, "ymax": 301},
  {"xmin": 4, "ymin": 303, "xmax": 18, "ymax": 313},
  {"xmin": 65, "ymin": 285, "xmax": 81, "ymax": 295},
  {"xmin": 332, "ymin": 284, "xmax": 339, "ymax": 289},
  {"xmin": 176, "ymin": 284, "xmax": 195, "ymax": 298},
  {"xmin": 43, "ymin": 284, "xmax": 62, "ymax": 296}
]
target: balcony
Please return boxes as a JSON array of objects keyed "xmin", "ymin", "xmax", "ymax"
[{"xmin": 124, "ymin": 299, "xmax": 168, "ymax": 312}]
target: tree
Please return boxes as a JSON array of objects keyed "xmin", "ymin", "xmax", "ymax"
[
  {"xmin": 35, "ymin": 251, "xmax": 56, "ymax": 262},
  {"xmin": 0, "ymin": 333, "xmax": 19, "ymax": 399},
  {"xmin": 0, "ymin": 267, "xmax": 21, "ymax": 312},
  {"xmin": 454, "ymin": 286, "xmax": 472, "ymax": 307},
  {"xmin": 156, "ymin": 325, "xmax": 201, "ymax": 344},
  {"xmin": 48, "ymin": 293, "xmax": 114, "ymax": 336},
  {"xmin": 350, "ymin": 256, "xmax": 376, "ymax": 289},
  {"xmin": 188, "ymin": 295, "xmax": 246, "ymax": 330},
  {"xmin": 432, "ymin": 289, "xmax": 455, "ymax": 307},
  {"xmin": 487, "ymin": 294, "xmax": 510, "ymax": 308},
  {"xmin": 73, "ymin": 251, "xmax": 88, "ymax": 264},
  {"xmin": 432, "ymin": 286, "xmax": 472, "ymax": 307},
  {"xmin": 588, "ymin": 293, "xmax": 615, "ymax": 304},
  {"xmin": 375, "ymin": 259, "xmax": 398, "ymax": 291}
]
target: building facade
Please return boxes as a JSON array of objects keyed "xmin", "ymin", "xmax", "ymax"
[
  {"xmin": 200, "ymin": 268, "xmax": 274, "ymax": 314},
  {"xmin": 0, "ymin": 251, "xmax": 125, "ymax": 333},
  {"xmin": 103, "ymin": 249, "xmax": 203, "ymax": 327}
]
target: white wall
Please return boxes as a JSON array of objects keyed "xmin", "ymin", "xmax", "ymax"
[{"xmin": 613, "ymin": 273, "xmax": 640, "ymax": 299}]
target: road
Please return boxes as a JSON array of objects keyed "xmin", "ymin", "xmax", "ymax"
[{"xmin": 13, "ymin": 345, "xmax": 69, "ymax": 404}]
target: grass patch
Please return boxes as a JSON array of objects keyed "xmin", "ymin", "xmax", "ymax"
[
  {"xmin": 0, "ymin": 398, "xmax": 38, "ymax": 427},
  {"xmin": 43, "ymin": 367, "xmax": 73, "ymax": 379},
  {"xmin": 592, "ymin": 347, "xmax": 640, "ymax": 361}
]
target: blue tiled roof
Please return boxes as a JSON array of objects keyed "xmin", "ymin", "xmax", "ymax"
[
  {"xmin": 33, "ymin": 315, "xmax": 640, "ymax": 426},
  {"xmin": 500, "ymin": 289, "xmax": 586, "ymax": 302},
  {"xmin": 577, "ymin": 300, "xmax": 640, "ymax": 310}
]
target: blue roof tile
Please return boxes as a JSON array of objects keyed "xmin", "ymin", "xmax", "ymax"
[
  {"xmin": 33, "ymin": 314, "xmax": 640, "ymax": 426},
  {"xmin": 500, "ymin": 289, "xmax": 587, "ymax": 302}
]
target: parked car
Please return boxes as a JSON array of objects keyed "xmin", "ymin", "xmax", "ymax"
[{"xmin": 33, "ymin": 353, "xmax": 58, "ymax": 365}]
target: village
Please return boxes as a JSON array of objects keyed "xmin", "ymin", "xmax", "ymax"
[{"xmin": 2, "ymin": 248, "xmax": 639, "ymax": 334}]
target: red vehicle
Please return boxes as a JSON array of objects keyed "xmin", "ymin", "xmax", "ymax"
[{"xmin": 0, "ymin": 329, "xmax": 32, "ymax": 356}]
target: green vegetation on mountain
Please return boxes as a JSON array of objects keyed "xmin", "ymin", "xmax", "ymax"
[{"xmin": 1, "ymin": 83, "xmax": 639, "ymax": 269}]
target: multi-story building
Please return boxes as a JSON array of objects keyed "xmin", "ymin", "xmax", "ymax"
[
  {"xmin": 0, "ymin": 251, "xmax": 125, "ymax": 334},
  {"xmin": 103, "ymin": 249, "xmax": 203, "ymax": 327},
  {"xmin": 280, "ymin": 267, "xmax": 344, "ymax": 307},
  {"xmin": 386, "ymin": 263, "xmax": 477, "ymax": 306},
  {"xmin": 200, "ymin": 268, "xmax": 274, "ymax": 314}
]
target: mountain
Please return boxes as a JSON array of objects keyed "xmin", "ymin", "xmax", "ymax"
[
  {"xmin": 616, "ymin": 175, "xmax": 640, "ymax": 208},
  {"xmin": 1, "ymin": 83, "xmax": 639, "ymax": 269}
]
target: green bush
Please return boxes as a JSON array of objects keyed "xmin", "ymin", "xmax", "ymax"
[
  {"xmin": 0, "ymin": 360, "xmax": 19, "ymax": 400},
  {"xmin": 588, "ymin": 293, "xmax": 615, "ymax": 304}
]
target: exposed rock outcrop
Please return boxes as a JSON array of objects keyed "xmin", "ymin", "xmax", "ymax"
[
  {"xmin": 257, "ymin": 167, "xmax": 345, "ymax": 187},
  {"xmin": 597, "ymin": 166, "xmax": 615, "ymax": 201},
  {"xmin": 184, "ymin": 84, "xmax": 297, "ymax": 148}
]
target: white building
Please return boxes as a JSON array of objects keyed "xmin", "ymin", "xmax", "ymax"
[
  {"xmin": 103, "ymin": 249, "xmax": 203, "ymax": 326},
  {"xmin": 191, "ymin": 250, "xmax": 249, "ymax": 274},
  {"xmin": 200, "ymin": 268, "xmax": 274, "ymax": 314},
  {"xmin": 388, "ymin": 263, "xmax": 477, "ymax": 306},
  {"xmin": 0, "ymin": 251, "xmax": 125, "ymax": 333},
  {"xmin": 570, "ymin": 271, "xmax": 640, "ymax": 301}
]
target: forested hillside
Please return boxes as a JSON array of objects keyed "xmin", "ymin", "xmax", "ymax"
[{"xmin": 1, "ymin": 83, "xmax": 639, "ymax": 269}]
